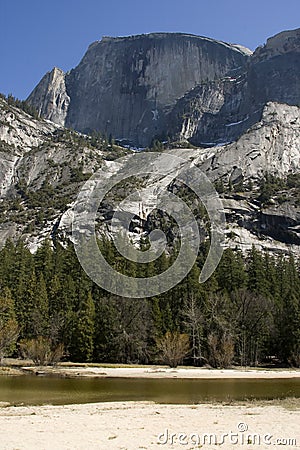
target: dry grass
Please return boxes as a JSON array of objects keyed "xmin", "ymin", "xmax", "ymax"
[{"xmin": 0, "ymin": 366, "xmax": 24, "ymax": 376}]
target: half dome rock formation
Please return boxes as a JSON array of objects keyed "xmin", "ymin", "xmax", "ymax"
[
  {"xmin": 27, "ymin": 29, "xmax": 300, "ymax": 149},
  {"xmin": 27, "ymin": 33, "xmax": 250, "ymax": 147}
]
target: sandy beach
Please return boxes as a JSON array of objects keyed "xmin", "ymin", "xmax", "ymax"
[
  {"xmin": 0, "ymin": 400, "xmax": 299, "ymax": 449},
  {"xmin": 20, "ymin": 365, "xmax": 300, "ymax": 379}
]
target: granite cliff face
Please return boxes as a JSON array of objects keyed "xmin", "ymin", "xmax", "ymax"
[
  {"xmin": 27, "ymin": 67, "xmax": 70, "ymax": 126},
  {"xmin": 193, "ymin": 102, "xmax": 300, "ymax": 253},
  {"xmin": 167, "ymin": 28, "xmax": 300, "ymax": 145},
  {"xmin": 0, "ymin": 97, "xmax": 299, "ymax": 255},
  {"xmin": 27, "ymin": 29, "xmax": 300, "ymax": 148},
  {"xmin": 0, "ymin": 97, "xmax": 114, "ymax": 250},
  {"xmin": 27, "ymin": 33, "xmax": 250, "ymax": 147}
]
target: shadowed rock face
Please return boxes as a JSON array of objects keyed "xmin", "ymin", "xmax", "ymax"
[
  {"xmin": 27, "ymin": 33, "xmax": 250, "ymax": 146},
  {"xmin": 27, "ymin": 29, "xmax": 300, "ymax": 148},
  {"xmin": 166, "ymin": 28, "xmax": 300, "ymax": 146}
]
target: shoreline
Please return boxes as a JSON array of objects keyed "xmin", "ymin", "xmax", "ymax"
[
  {"xmin": 1, "ymin": 363, "xmax": 299, "ymax": 448},
  {"xmin": 0, "ymin": 400, "xmax": 299, "ymax": 449},
  {"xmin": 17, "ymin": 365, "xmax": 300, "ymax": 379}
]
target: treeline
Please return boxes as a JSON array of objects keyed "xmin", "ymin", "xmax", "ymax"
[
  {"xmin": 0, "ymin": 238, "xmax": 299, "ymax": 367},
  {"xmin": 0, "ymin": 93, "xmax": 40, "ymax": 120}
]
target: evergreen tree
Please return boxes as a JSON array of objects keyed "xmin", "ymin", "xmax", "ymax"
[
  {"xmin": 34, "ymin": 239, "xmax": 54, "ymax": 282},
  {"xmin": 0, "ymin": 287, "xmax": 18, "ymax": 361},
  {"xmin": 0, "ymin": 238, "xmax": 298, "ymax": 366},
  {"xmin": 93, "ymin": 295, "xmax": 119, "ymax": 361},
  {"xmin": 275, "ymin": 256, "xmax": 300, "ymax": 366},
  {"xmin": 32, "ymin": 273, "xmax": 49, "ymax": 337},
  {"xmin": 217, "ymin": 248, "xmax": 247, "ymax": 293},
  {"xmin": 15, "ymin": 260, "xmax": 36, "ymax": 339},
  {"xmin": 70, "ymin": 291, "xmax": 95, "ymax": 362},
  {"xmin": 0, "ymin": 239, "xmax": 16, "ymax": 288},
  {"xmin": 247, "ymin": 245, "xmax": 269, "ymax": 296}
]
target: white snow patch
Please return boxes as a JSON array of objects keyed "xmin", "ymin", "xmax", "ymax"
[
  {"xmin": 216, "ymin": 141, "xmax": 232, "ymax": 147},
  {"xmin": 225, "ymin": 116, "xmax": 249, "ymax": 127}
]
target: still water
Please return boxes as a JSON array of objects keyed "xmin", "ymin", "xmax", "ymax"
[{"xmin": 0, "ymin": 376, "xmax": 299, "ymax": 406}]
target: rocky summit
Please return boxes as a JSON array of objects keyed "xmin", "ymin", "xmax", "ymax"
[
  {"xmin": 27, "ymin": 29, "xmax": 300, "ymax": 149},
  {"xmin": 27, "ymin": 33, "xmax": 251, "ymax": 147}
]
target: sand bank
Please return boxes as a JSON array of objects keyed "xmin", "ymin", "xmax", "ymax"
[
  {"xmin": 21, "ymin": 365, "xmax": 300, "ymax": 379},
  {"xmin": 0, "ymin": 400, "xmax": 299, "ymax": 449}
]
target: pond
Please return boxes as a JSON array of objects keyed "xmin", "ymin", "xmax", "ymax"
[{"xmin": 0, "ymin": 376, "xmax": 300, "ymax": 406}]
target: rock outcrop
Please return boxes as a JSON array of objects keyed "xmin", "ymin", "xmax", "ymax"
[
  {"xmin": 166, "ymin": 28, "xmax": 300, "ymax": 146},
  {"xmin": 0, "ymin": 97, "xmax": 106, "ymax": 250},
  {"xmin": 198, "ymin": 102, "xmax": 300, "ymax": 180},
  {"xmin": 0, "ymin": 98, "xmax": 299, "ymax": 255},
  {"xmin": 27, "ymin": 29, "xmax": 300, "ymax": 149},
  {"xmin": 27, "ymin": 33, "xmax": 250, "ymax": 146},
  {"xmin": 27, "ymin": 67, "xmax": 70, "ymax": 126}
]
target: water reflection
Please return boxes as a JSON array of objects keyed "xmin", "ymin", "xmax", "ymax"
[{"xmin": 0, "ymin": 376, "xmax": 299, "ymax": 406}]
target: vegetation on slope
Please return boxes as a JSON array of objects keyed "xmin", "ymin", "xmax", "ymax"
[{"xmin": 0, "ymin": 239, "xmax": 299, "ymax": 368}]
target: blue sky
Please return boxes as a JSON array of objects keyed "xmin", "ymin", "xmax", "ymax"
[{"xmin": 1, "ymin": 0, "xmax": 299, "ymax": 99}]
